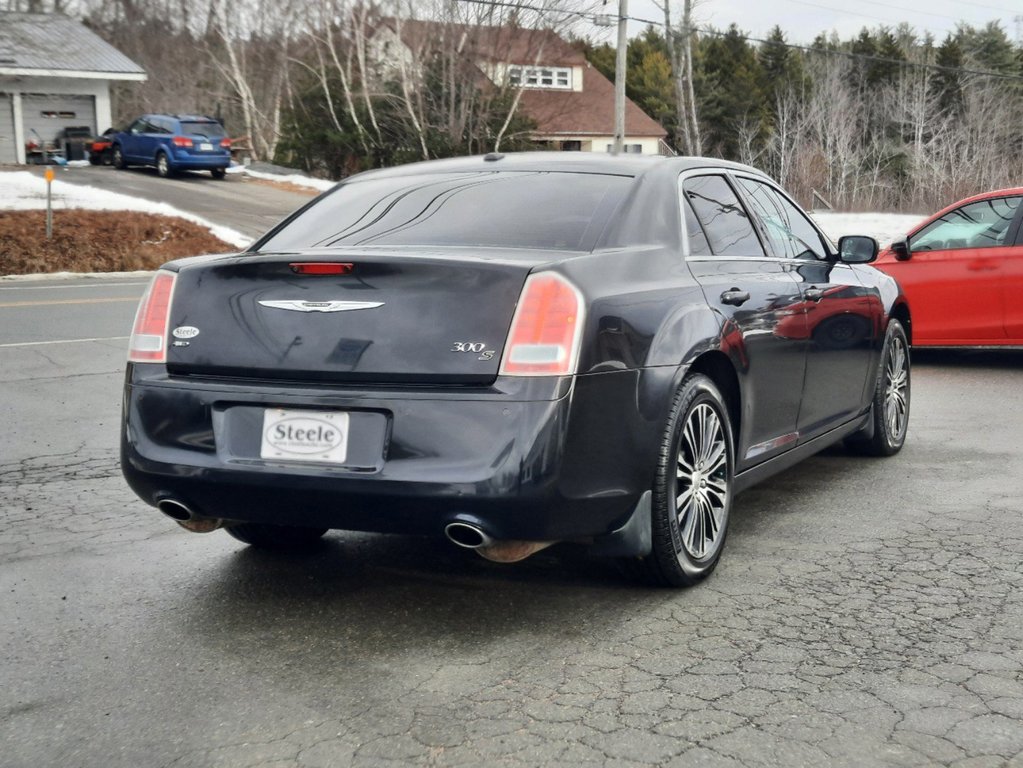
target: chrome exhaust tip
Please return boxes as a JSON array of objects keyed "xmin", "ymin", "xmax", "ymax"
[
  {"xmin": 156, "ymin": 498, "xmax": 222, "ymax": 534},
  {"xmin": 444, "ymin": 521, "xmax": 495, "ymax": 549},
  {"xmin": 157, "ymin": 498, "xmax": 193, "ymax": 521},
  {"xmin": 444, "ymin": 521, "xmax": 556, "ymax": 563}
]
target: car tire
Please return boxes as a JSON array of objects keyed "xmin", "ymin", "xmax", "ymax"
[
  {"xmin": 101, "ymin": 149, "xmax": 113, "ymax": 166},
  {"xmin": 225, "ymin": 523, "xmax": 328, "ymax": 550},
  {"xmin": 112, "ymin": 145, "xmax": 126, "ymax": 169},
  {"xmin": 628, "ymin": 373, "xmax": 735, "ymax": 588},
  {"xmin": 88, "ymin": 154, "xmax": 101, "ymax": 165},
  {"xmin": 211, "ymin": 168, "xmax": 226, "ymax": 180},
  {"xmin": 155, "ymin": 151, "xmax": 172, "ymax": 178},
  {"xmin": 845, "ymin": 319, "xmax": 910, "ymax": 457}
]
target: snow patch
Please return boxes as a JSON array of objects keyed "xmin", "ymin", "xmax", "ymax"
[
  {"xmin": 229, "ymin": 165, "xmax": 336, "ymax": 192},
  {"xmin": 0, "ymin": 171, "xmax": 251, "ymax": 249},
  {"xmin": 811, "ymin": 211, "xmax": 925, "ymax": 247}
]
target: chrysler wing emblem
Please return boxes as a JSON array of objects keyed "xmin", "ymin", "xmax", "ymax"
[{"xmin": 258, "ymin": 300, "xmax": 384, "ymax": 313}]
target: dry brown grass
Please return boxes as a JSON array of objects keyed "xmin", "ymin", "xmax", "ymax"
[{"xmin": 0, "ymin": 210, "xmax": 236, "ymax": 275}]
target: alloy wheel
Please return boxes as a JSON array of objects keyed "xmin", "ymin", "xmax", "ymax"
[
  {"xmin": 884, "ymin": 334, "xmax": 909, "ymax": 441},
  {"xmin": 675, "ymin": 403, "xmax": 729, "ymax": 560}
]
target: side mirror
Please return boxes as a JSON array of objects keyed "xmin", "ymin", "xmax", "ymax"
[
  {"xmin": 891, "ymin": 237, "xmax": 911, "ymax": 261},
  {"xmin": 837, "ymin": 235, "xmax": 878, "ymax": 264}
]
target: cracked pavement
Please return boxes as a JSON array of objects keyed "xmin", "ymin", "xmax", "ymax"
[{"xmin": 1, "ymin": 290, "xmax": 1022, "ymax": 768}]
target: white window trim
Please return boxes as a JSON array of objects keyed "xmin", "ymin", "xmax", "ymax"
[{"xmin": 507, "ymin": 65, "xmax": 572, "ymax": 90}]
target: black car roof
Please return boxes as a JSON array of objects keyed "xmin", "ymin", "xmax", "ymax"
[{"xmin": 349, "ymin": 152, "xmax": 770, "ymax": 183}]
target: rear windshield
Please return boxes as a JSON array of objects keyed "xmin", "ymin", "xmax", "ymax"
[
  {"xmin": 180, "ymin": 121, "xmax": 224, "ymax": 138},
  {"xmin": 256, "ymin": 171, "xmax": 631, "ymax": 252}
]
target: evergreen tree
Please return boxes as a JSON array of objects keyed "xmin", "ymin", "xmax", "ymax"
[
  {"xmin": 848, "ymin": 29, "xmax": 877, "ymax": 89},
  {"xmin": 870, "ymin": 28, "xmax": 906, "ymax": 86},
  {"xmin": 697, "ymin": 25, "xmax": 769, "ymax": 159},
  {"xmin": 930, "ymin": 34, "xmax": 965, "ymax": 116},
  {"xmin": 957, "ymin": 22, "xmax": 1019, "ymax": 75},
  {"xmin": 759, "ymin": 26, "xmax": 806, "ymax": 96},
  {"xmin": 628, "ymin": 28, "xmax": 677, "ymax": 132}
]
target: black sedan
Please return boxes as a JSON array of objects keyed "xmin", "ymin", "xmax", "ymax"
[{"xmin": 121, "ymin": 153, "xmax": 911, "ymax": 587}]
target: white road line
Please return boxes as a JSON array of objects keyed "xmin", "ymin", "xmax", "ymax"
[
  {"xmin": 0, "ymin": 336, "xmax": 129, "ymax": 348},
  {"xmin": 0, "ymin": 297, "xmax": 139, "ymax": 308}
]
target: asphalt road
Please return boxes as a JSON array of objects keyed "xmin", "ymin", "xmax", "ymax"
[
  {"xmin": 24, "ymin": 164, "xmax": 317, "ymax": 241},
  {"xmin": 2, "ymin": 282, "xmax": 1022, "ymax": 768}
]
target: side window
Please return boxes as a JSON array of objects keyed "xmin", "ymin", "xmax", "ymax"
[
  {"xmin": 736, "ymin": 177, "xmax": 828, "ymax": 260},
  {"xmin": 682, "ymin": 175, "xmax": 765, "ymax": 257},
  {"xmin": 682, "ymin": 197, "xmax": 712, "ymax": 256},
  {"xmin": 128, "ymin": 118, "xmax": 146, "ymax": 134},
  {"xmin": 911, "ymin": 197, "xmax": 1022, "ymax": 252}
]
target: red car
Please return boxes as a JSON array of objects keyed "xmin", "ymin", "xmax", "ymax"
[
  {"xmin": 87, "ymin": 128, "xmax": 118, "ymax": 165},
  {"xmin": 874, "ymin": 188, "xmax": 1023, "ymax": 346}
]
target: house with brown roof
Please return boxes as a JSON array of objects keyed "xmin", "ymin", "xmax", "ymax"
[{"xmin": 369, "ymin": 19, "xmax": 669, "ymax": 155}]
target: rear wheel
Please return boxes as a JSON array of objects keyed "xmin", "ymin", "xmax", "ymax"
[
  {"xmin": 155, "ymin": 151, "xmax": 172, "ymax": 178},
  {"xmin": 846, "ymin": 319, "xmax": 910, "ymax": 456},
  {"xmin": 211, "ymin": 168, "xmax": 226, "ymax": 180},
  {"xmin": 629, "ymin": 374, "xmax": 735, "ymax": 588},
  {"xmin": 225, "ymin": 523, "xmax": 328, "ymax": 550}
]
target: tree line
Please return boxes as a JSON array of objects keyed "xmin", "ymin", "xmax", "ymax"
[{"xmin": 5, "ymin": 0, "xmax": 1022, "ymax": 211}]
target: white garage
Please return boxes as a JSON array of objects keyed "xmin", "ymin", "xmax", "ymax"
[
  {"xmin": 0, "ymin": 93, "xmax": 16, "ymax": 164},
  {"xmin": 0, "ymin": 12, "xmax": 145, "ymax": 164}
]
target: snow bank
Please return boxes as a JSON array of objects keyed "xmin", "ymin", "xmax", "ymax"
[
  {"xmin": 811, "ymin": 211, "xmax": 925, "ymax": 247},
  {"xmin": 226, "ymin": 165, "xmax": 336, "ymax": 193},
  {"xmin": 0, "ymin": 171, "xmax": 251, "ymax": 249}
]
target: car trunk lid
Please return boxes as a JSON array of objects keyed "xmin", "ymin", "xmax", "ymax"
[{"xmin": 164, "ymin": 249, "xmax": 556, "ymax": 384}]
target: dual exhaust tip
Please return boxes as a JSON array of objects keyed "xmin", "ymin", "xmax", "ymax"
[{"xmin": 157, "ymin": 501, "xmax": 550, "ymax": 561}]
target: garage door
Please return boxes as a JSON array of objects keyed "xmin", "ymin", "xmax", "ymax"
[
  {"xmin": 0, "ymin": 94, "xmax": 16, "ymax": 164},
  {"xmin": 21, "ymin": 94, "xmax": 96, "ymax": 148}
]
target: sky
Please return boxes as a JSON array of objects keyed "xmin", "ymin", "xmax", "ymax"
[{"xmin": 614, "ymin": 0, "xmax": 1023, "ymax": 45}]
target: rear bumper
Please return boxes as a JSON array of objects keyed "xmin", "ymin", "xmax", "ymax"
[
  {"xmin": 169, "ymin": 151, "xmax": 230, "ymax": 169},
  {"xmin": 121, "ymin": 366, "xmax": 669, "ymax": 542}
]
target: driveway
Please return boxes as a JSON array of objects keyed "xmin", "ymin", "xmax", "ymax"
[{"xmin": 25, "ymin": 164, "xmax": 318, "ymax": 241}]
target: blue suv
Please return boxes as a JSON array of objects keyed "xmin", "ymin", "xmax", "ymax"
[{"xmin": 112, "ymin": 115, "xmax": 231, "ymax": 179}]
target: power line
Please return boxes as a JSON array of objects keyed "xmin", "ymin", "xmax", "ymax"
[
  {"xmin": 782, "ymin": 0, "xmax": 960, "ymax": 31},
  {"xmin": 454, "ymin": 0, "xmax": 1023, "ymax": 83}
]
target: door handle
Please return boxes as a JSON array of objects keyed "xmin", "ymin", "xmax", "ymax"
[
  {"xmin": 804, "ymin": 287, "xmax": 825, "ymax": 302},
  {"xmin": 720, "ymin": 289, "xmax": 751, "ymax": 306}
]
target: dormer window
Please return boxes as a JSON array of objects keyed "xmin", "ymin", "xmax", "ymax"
[{"xmin": 508, "ymin": 65, "xmax": 572, "ymax": 89}]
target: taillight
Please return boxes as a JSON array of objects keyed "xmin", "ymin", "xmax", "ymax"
[
  {"xmin": 171, "ymin": 136, "xmax": 192, "ymax": 148},
  {"xmin": 220, "ymin": 137, "xmax": 232, "ymax": 148},
  {"xmin": 499, "ymin": 273, "xmax": 584, "ymax": 376},
  {"xmin": 128, "ymin": 270, "xmax": 176, "ymax": 363}
]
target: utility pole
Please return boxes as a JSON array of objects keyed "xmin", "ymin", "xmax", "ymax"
[{"xmin": 612, "ymin": 0, "xmax": 628, "ymax": 153}]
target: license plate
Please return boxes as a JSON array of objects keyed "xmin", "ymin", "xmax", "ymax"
[
  {"xmin": 260, "ymin": 409, "xmax": 349, "ymax": 464},
  {"xmin": 199, "ymin": 142, "xmax": 213, "ymax": 151}
]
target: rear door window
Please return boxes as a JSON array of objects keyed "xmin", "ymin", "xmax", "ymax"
[
  {"xmin": 682, "ymin": 175, "xmax": 765, "ymax": 257},
  {"xmin": 682, "ymin": 197, "xmax": 712, "ymax": 256},
  {"xmin": 735, "ymin": 177, "xmax": 828, "ymax": 260}
]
